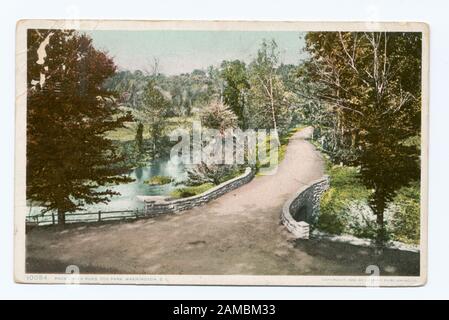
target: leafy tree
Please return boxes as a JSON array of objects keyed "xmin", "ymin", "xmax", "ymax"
[
  {"xmin": 302, "ymin": 32, "xmax": 421, "ymax": 242},
  {"xmin": 247, "ymin": 40, "xmax": 292, "ymax": 137},
  {"xmin": 221, "ymin": 60, "xmax": 250, "ymax": 128},
  {"xmin": 141, "ymin": 80, "xmax": 170, "ymax": 156},
  {"xmin": 27, "ymin": 30, "xmax": 133, "ymax": 224},
  {"xmin": 277, "ymin": 63, "xmax": 299, "ymax": 92}
]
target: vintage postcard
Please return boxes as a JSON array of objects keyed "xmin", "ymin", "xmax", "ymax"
[{"xmin": 15, "ymin": 20, "xmax": 428, "ymax": 286}]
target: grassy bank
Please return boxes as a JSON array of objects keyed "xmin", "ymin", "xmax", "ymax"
[
  {"xmin": 170, "ymin": 183, "xmax": 215, "ymax": 199},
  {"xmin": 256, "ymin": 125, "xmax": 306, "ymax": 173},
  {"xmin": 316, "ymin": 161, "xmax": 420, "ymax": 245},
  {"xmin": 105, "ymin": 117, "xmax": 195, "ymax": 142},
  {"xmin": 317, "ymin": 164, "xmax": 371, "ymax": 235}
]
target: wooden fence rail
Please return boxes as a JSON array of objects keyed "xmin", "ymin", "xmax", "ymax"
[{"xmin": 26, "ymin": 209, "xmax": 144, "ymax": 227}]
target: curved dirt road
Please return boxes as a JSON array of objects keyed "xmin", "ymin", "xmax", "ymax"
[{"xmin": 26, "ymin": 127, "xmax": 419, "ymax": 276}]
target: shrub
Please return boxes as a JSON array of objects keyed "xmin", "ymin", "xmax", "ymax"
[
  {"xmin": 186, "ymin": 163, "xmax": 241, "ymax": 186},
  {"xmin": 144, "ymin": 175, "xmax": 173, "ymax": 186},
  {"xmin": 200, "ymin": 100, "xmax": 238, "ymax": 133}
]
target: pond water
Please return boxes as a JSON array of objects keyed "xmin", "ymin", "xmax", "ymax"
[
  {"xmin": 89, "ymin": 157, "xmax": 188, "ymax": 212},
  {"xmin": 28, "ymin": 157, "xmax": 188, "ymax": 223}
]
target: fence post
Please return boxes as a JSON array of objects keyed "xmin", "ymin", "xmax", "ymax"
[{"xmin": 98, "ymin": 211, "xmax": 102, "ymax": 222}]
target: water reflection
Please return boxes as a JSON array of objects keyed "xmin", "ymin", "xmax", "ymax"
[
  {"xmin": 135, "ymin": 167, "xmax": 143, "ymax": 180},
  {"xmin": 29, "ymin": 157, "xmax": 187, "ymax": 216},
  {"xmin": 94, "ymin": 157, "xmax": 187, "ymax": 211}
]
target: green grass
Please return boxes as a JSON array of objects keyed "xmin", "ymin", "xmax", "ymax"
[
  {"xmin": 105, "ymin": 122, "xmax": 150, "ymax": 142},
  {"xmin": 279, "ymin": 125, "xmax": 307, "ymax": 161},
  {"xmin": 170, "ymin": 183, "xmax": 215, "ymax": 199},
  {"xmin": 316, "ymin": 160, "xmax": 420, "ymax": 244},
  {"xmin": 144, "ymin": 175, "xmax": 173, "ymax": 186},
  {"xmin": 256, "ymin": 124, "xmax": 306, "ymax": 174},
  {"xmin": 105, "ymin": 116, "xmax": 195, "ymax": 142},
  {"xmin": 165, "ymin": 116, "xmax": 196, "ymax": 131},
  {"xmin": 391, "ymin": 182, "xmax": 421, "ymax": 244},
  {"xmin": 317, "ymin": 163, "xmax": 372, "ymax": 235}
]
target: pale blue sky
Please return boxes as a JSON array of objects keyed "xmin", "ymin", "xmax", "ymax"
[{"xmin": 85, "ymin": 30, "xmax": 306, "ymax": 75}]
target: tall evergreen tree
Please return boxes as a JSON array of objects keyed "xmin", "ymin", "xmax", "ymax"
[
  {"xmin": 135, "ymin": 122, "xmax": 144, "ymax": 154},
  {"xmin": 27, "ymin": 29, "xmax": 133, "ymax": 225}
]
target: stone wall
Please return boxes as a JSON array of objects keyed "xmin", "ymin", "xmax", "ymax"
[
  {"xmin": 281, "ymin": 176, "xmax": 420, "ymax": 252},
  {"xmin": 138, "ymin": 167, "xmax": 254, "ymax": 216},
  {"xmin": 281, "ymin": 176, "xmax": 330, "ymax": 239}
]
